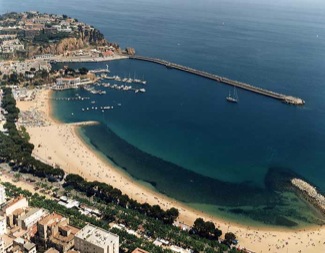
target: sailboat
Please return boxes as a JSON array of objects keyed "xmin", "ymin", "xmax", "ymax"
[{"xmin": 226, "ymin": 86, "xmax": 238, "ymax": 103}]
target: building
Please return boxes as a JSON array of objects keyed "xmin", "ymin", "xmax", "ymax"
[
  {"xmin": 3, "ymin": 196, "xmax": 28, "ymax": 217},
  {"xmin": 48, "ymin": 224, "xmax": 79, "ymax": 253},
  {"xmin": 0, "ymin": 216, "xmax": 6, "ymax": 236},
  {"xmin": 17, "ymin": 208, "xmax": 48, "ymax": 230},
  {"xmin": 169, "ymin": 245, "xmax": 192, "ymax": 253},
  {"xmin": 24, "ymin": 242, "xmax": 37, "ymax": 253},
  {"xmin": 58, "ymin": 196, "xmax": 79, "ymax": 209},
  {"xmin": 0, "ymin": 237, "xmax": 4, "ymax": 253},
  {"xmin": 36, "ymin": 213, "xmax": 79, "ymax": 252},
  {"xmin": 55, "ymin": 77, "xmax": 81, "ymax": 89},
  {"xmin": 12, "ymin": 208, "xmax": 25, "ymax": 228},
  {"xmin": 74, "ymin": 224, "xmax": 119, "ymax": 253},
  {"xmin": 1, "ymin": 234, "xmax": 14, "ymax": 252},
  {"xmin": 131, "ymin": 248, "xmax": 149, "ymax": 253},
  {"xmin": 44, "ymin": 248, "xmax": 59, "ymax": 253},
  {"xmin": 0, "ymin": 185, "xmax": 6, "ymax": 206},
  {"xmin": 37, "ymin": 213, "xmax": 66, "ymax": 241},
  {"xmin": 12, "ymin": 237, "xmax": 37, "ymax": 253},
  {"xmin": 34, "ymin": 54, "xmax": 54, "ymax": 59}
]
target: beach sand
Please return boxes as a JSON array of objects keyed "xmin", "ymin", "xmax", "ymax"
[{"xmin": 16, "ymin": 89, "xmax": 325, "ymax": 253}]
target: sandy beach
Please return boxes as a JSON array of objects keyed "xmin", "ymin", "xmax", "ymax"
[{"xmin": 16, "ymin": 89, "xmax": 325, "ymax": 253}]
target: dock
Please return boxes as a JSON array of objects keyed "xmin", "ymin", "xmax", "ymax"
[{"xmin": 129, "ymin": 55, "xmax": 305, "ymax": 105}]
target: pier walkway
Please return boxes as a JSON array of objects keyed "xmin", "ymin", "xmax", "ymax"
[{"xmin": 129, "ymin": 55, "xmax": 305, "ymax": 105}]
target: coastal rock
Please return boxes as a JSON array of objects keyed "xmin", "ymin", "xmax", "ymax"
[
  {"xmin": 291, "ymin": 178, "xmax": 325, "ymax": 214},
  {"xmin": 125, "ymin": 47, "xmax": 136, "ymax": 55}
]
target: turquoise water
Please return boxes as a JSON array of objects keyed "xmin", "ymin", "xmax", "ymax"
[{"xmin": 3, "ymin": 0, "xmax": 325, "ymax": 226}]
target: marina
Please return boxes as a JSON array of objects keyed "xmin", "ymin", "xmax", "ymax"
[
  {"xmin": 129, "ymin": 55, "xmax": 305, "ymax": 105},
  {"xmin": 81, "ymin": 105, "xmax": 115, "ymax": 112},
  {"xmin": 101, "ymin": 74, "xmax": 147, "ymax": 84},
  {"xmin": 50, "ymin": 96, "xmax": 90, "ymax": 101}
]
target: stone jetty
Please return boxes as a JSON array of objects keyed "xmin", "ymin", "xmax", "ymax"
[{"xmin": 291, "ymin": 178, "xmax": 325, "ymax": 213}]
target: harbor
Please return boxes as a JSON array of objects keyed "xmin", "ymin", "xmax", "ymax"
[{"xmin": 129, "ymin": 55, "xmax": 305, "ymax": 105}]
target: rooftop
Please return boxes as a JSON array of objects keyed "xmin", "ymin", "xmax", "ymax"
[
  {"xmin": 38, "ymin": 212, "xmax": 63, "ymax": 226},
  {"xmin": 132, "ymin": 248, "xmax": 149, "ymax": 253},
  {"xmin": 12, "ymin": 208, "xmax": 25, "ymax": 216},
  {"xmin": 20, "ymin": 207, "xmax": 41, "ymax": 220},
  {"xmin": 4, "ymin": 196, "xmax": 26, "ymax": 210},
  {"xmin": 44, "ymin": 248, "xmax": 60, "ymax": 253},
  {"xmin": 24, "ymin": 242, "xmax": 36, "ymax": 250},
  {"xmin": 75, "ymin": 224, "xmax": 118, "ymax": 248}
]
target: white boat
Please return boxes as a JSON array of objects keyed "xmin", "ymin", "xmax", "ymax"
[{"xmin": 226, "ymin": 86, "xmax": 238, "ymax": 103}]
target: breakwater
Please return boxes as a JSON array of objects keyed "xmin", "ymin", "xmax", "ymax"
[
  {"xmin": 129, "ymin": 55, "xmax": 305, "ymax": 105},
  {"xmin": 67, "ymin": 121, "xmax": 99, "ymax": 126},
  {"xmin": 291, "ymin": 178, "xmax": 325, "ymax": 214}
]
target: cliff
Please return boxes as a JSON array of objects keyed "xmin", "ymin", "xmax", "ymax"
[
  {"xmin": 28, "ymin": 37, "xmax": 85, "ymax": 56},
  {"xmin": 28, "ymin": 28, "xmax": 118, "ymax": 57},
  {"xmin": 78, "ymin": 26, "xmax": 107, "ymax": 46}
]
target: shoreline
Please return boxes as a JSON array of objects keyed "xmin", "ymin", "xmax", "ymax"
[
  {"xmin": 16, "ymin": 88, "xmax": 325, "ymax": 253},
  {"xmin": 48, "ymin": 54, "xmax": 129, "ymax": 63}
]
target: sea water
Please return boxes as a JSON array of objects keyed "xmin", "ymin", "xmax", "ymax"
[{"xmin": 2, "ymin": 0, "xmax": 325, "ymax": 227}]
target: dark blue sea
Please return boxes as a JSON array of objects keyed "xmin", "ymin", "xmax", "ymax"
[{"xmin": 2, "ymin": 0, "xmax": 325, "ymax": 227}]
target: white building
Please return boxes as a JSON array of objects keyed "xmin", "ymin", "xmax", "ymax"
[
  {"xmin": 74, "ymin": 224, "xmax": 119, "ymax": 253},
  {"xmin": 4, "ymin": 196, "xmax": 28, "ymax": 216},
  {"xmin": 0, "ymin": 237, "xmax": 4, "ymax": 253},
  {"xmin": 13, "ymin": 238, "xmax": 37, "ymax": 253},
  {"xmin": 170, "ymin": 245, "xmax": 192, "ymax": 253},
  {"xmin": 17, "ymin": 208, "xmax": 48, "ymax": 229},
  {"xmin": 0, "ymin": 216, "xmax": 6, "ymax": 236},
  {"xmin": 0, "ymin": 185, "xmax": 6, "ymax": 206},
  {"xmin": 55, "ymin": 77, "xmax": 81, "ymax": 89}
]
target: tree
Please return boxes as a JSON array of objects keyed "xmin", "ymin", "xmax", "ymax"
[
  {"xmin": 164, "ymin": 207, "xmax": 179, "ymax": 224},
  {"xmin": 33, "ymin": 33, "xmax": 49, "ymax": 44},
  {"xmin": 79, "ymin": 67, "xmax": 89, "ymax": 75},
  {"xmin": 191, "ymin": 218, "xmax": 221, "ymax": 240},
  {"xmin": 65, "ymin": 68, "xmax": 75, "ymax": 76},
  {"xmin": 14, "ymin": 172, "xmax": 21, "ymax": 181},
  {"xmin": 40, "ymin": 69, "xmax": 49, "ymax": 80},
  {"xmin": 214, "ymin": 228, "xmax": 222, "ymax": 239},
  {"xmin": 8, "ymin": 73, "xmax": 19, "ymax": 84},
  {"xmin": 225, "ymin": 232, "xmax": 236, "ymax": 244},
  {"xmin": 192, "ymin": 218, "xmax": 206, "ymax": 235},
  {"xmin": 33, "ymin": 81, "xmax": 41, "ymax": 86}
]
